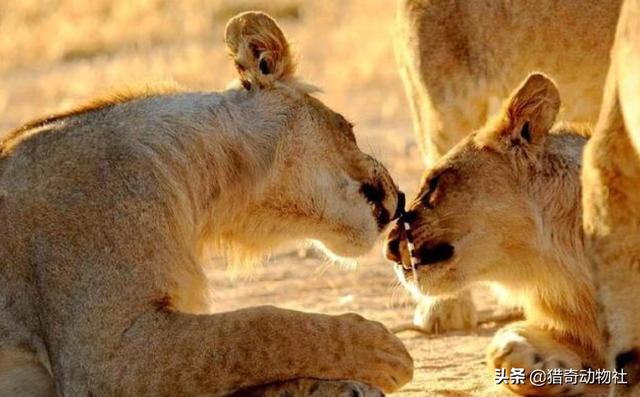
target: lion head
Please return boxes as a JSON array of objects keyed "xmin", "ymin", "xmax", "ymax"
[
  {"xmin": 220, "ymin": 12, "xmax": 404, "ymax": 262},
  {"xmin": 384, "ymin": 73, "xmax": 587, "ymax": 296}
]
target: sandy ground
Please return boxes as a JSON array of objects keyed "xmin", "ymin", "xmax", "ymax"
[{"xmin": 0, "ymin": 1, "xmax": 608, "ymax": 396}]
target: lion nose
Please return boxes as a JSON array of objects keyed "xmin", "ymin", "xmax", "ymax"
[
  {"xmin": 392, "ymin": 191, "xmax": 405, "ymax": 221},
  {"xmin": 384, "ymin": 225, "xmax": 402, "ymax": 263}
]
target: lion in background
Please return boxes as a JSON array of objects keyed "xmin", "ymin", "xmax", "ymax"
[
  {"xmin": 0, "ymin": 12, "xmax": 412, "ymax": 397},
  {"xmin": 582, "ymin": 0, "xmax": 640, "ymax": 395},
  {"xmin": 394, "ymin": 0, "xmax": 622, "ymax": 334}
]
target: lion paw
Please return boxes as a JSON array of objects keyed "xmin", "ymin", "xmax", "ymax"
[
  {"xmin": 413, "ymin": 291, "xmax": 477, "ymax": 334},
  {"xmin": 230, "ymin": 379, "xmax": 384, "ymax": 397},
  {"xmin": 488, "ymin": 326, "xmax": 584, "ymax": 396},
  {"xmin": 303, "ymin": 380, "xmax": 383, "ymax": 397}
]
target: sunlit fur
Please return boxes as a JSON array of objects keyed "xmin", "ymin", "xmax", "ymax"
[
  {"xmin": 395, "ymin": 0, "xmax": 619, "ymax": 164},
  {"xmin": 394, "ymin": 0, "xmax": 621, "ymax": 334},
  {"xmin": 0, "ymin": 11, "xmax": 411, "ymax": 396},
  {"xmin": 583, "ymin": 1, "xmax": 640, "ymax": 395},
  {"xmin": 389, "ymin": 74, "xmax": 609, "ymax": 395}
]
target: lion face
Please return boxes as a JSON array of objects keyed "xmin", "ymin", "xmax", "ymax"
[
  {"xmin": 385, "ymin": 73, "xmax": 563, "ymax": 296},
  {"xmin": 384, "ymin": 136, "xmax": 533, "ymax": 296},
  {"xmin": 279, "ymin": 95, "xmax": 404, "ymax": 258},
  {"xmin": 224, "ymin": 12, "xmax": 403, "ymax": 260},
  {"xmin": 252, "ymin": 91, "xmax": 403, "ymax": 259}
]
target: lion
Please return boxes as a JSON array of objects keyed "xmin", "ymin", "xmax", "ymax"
[
  {"xmin": 0, "ymin": 11, "xmax": 413, "ymax": 397},
  {"xmin": 582, "ymin": 0, "xmax": 640, "ymax": 395},
  {"xmin": 386, "ymin": 73, "xmax": 606, "ymax": 396},
  {"xmin": 395, "ymin": 0, "xmax": 622, "ymax": 333}
]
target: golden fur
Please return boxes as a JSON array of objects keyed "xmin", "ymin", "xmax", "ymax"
[
  {"xmin": 394, "ymin": 0, "xmax": 623, "ymax": 334},
  {"xmin": 2, "ymin": 83, "xmax": 181, "ymax": 149},
  {"xmin": 582, "ymin": 1, "xmax": 640, "ymax": 395},
  {"xmin": 387, "ymin": 74, "xmax": 604, "ymax": 396},
  {"xmin": 0, "ymin": 12, "xmax": 413, "ymax": 397},
  {"xmin": 395, "ymin": 0, "xmax": 620, "ymax": 163}
]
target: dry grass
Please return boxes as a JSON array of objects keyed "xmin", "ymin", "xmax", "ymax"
[{"xmin": 0, "ymin": 0, "xmax": 302, "ymax": 72}]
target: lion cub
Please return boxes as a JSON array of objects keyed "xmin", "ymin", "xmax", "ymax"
[
  {"xmin": 0, "ymin": 11, "xmax": 411, "ymax": 397},
  {"xmin": 386, "ymin": 73, "xmax": 603, "ymax": 396}
]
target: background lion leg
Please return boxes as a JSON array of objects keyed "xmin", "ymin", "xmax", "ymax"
[
  {"xmin": 226, "ymin": 378, "xmax": 383, "ymax": 397},
  {"xmin": 394, "ymin": 11, "xmax": 490, "ymax": 165},
  {"xmin": 412, "ymin": 290, "xmax": 477, "ymax": 334},
  {"xmin": 487, "ymin": 322, "xmax": 585, "ymax": 396},
  {"xmin": 395, "ymin": 32, "xmax": 488, "ymax": 335},
  {"xmin": 583, "ymin": 2, "xmax": 640, "ymax": 394},
  {"xmin": 395, "ymin": 2, "xmax": 505, "ymax": 334}
]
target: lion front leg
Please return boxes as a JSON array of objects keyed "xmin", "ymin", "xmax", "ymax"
[
  {"xmin": 54, "ymin": 306, "xmax": 412, "ymax": 396},
  {"xmin": 487, "ymin": 322, "xmax": 585, "ymax": 396},
  {"xmin": 227, "ymin": 378, "xmax": 384, "ymax": 397},
  {"xmin": 413, "ymin": 290, "xmax": 478, "ymax": 334}
]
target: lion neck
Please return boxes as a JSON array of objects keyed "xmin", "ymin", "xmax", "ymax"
[
  {"xmin": 506, "ymin": 133, "xmax": 604, "ymax": 364},
  {"xmin": 146, "ymin": 89, "xmax": 299, "ymax": 265}
]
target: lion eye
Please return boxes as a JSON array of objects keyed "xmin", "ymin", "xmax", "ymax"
[
  {"xmin": 428, "ymin": 174, "xmax": 440, "ymax": 193},
  {"xmin": 421, "ymin": 174, "xmax": 441, "ymax": 208}
]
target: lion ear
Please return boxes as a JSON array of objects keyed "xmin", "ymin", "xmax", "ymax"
[
  {"xmin": 504, "ymin": 73, "xmax": 560, "ymax": 147},
  {"xmin": 225, "ymin": 11, "xmax": 296, "ymax": 90}
]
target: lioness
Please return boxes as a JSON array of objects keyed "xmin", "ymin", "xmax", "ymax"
[
  {"xmin": 386, "ymin": 73, "xmax": 603, "ymax": 396},
  {"xmin": 0, "ymin": 12, "xmax": 412, "ymax": 397},
  {"xmin": 395, "ymin": 0, "xmax": 622, "ymax": 333},
  {"xmin": 583, "ymin": 0, "xmax": 640, "ymax": 395}
]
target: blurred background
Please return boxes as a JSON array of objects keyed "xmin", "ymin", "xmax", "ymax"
[
  {"xmin": 0, "ymin": 1, "xmax": 535, "ymax": 396},
  {"xmin": 0, "ymin": 0, "xmax": 417, "ymax": 187}
]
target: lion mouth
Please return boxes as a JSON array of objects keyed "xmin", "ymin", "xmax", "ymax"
[
  {"xmin": 386, "ymin": 213, "xmax": 455, "ymax": 272},
  {"xmin": 397, "ymin": 237, "xmax": 455, "ymax": 272},
  {"xmin": 411, "ymin": 242, "xmax": 455, "ymax": 267}
]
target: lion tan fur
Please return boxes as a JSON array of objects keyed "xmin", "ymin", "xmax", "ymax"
[
  {"xmin": 225, "ymin": 12, "xmax": 296, "ymax": 90},
  {"xmin": 386, "ymin": 73, "xmax": 604, "ymax": 396},
  {"xmin": 394, "ymin": 0, "xmax": 623, "ymax": 333},
  {"xmin": 0, "ymin": 12, "xmax": 413, "ymax": 397},
  {"xmin": 395, "ymin": 0, "xmax": 621, "ymax": 164},
  {"xmin": 582, "ymin": 0, "xmax": 640, "ymax": 395}
]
